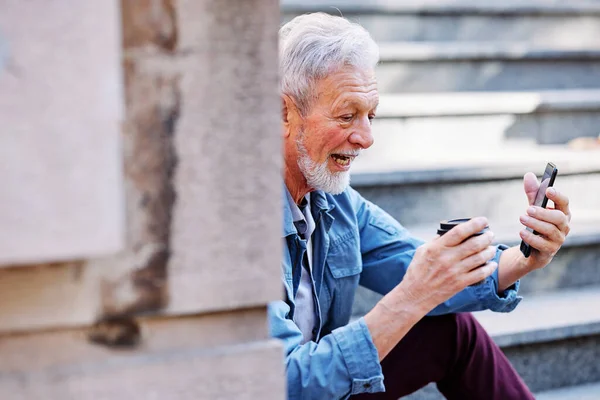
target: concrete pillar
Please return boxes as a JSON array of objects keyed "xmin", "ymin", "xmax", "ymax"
[{"xmin": 0, "ymin": 0, "xmax": 284, "ymax": 398}]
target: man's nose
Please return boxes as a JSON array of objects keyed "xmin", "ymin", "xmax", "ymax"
[{"xmin": 348, "ymin": 118, "xmax": 374, "ymax": 149}]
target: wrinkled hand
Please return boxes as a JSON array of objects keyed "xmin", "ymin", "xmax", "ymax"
[
  {"xmin": 398, "ymin": 217, "xmax": 498, "ymax": 312},
  {"xmin": 519, "ymin": 172, "xmax": 572, "ymax": 269}
]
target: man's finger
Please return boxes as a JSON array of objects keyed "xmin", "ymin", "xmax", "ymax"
[
  {"xmin": 441, "ymin": 217, "xmax": 489, "ymax": 247},
  {"xmin": 519, "ymin": 229, "xmax": 560, "ymax": 255},
  {"xmin": 520, "ymin": 214, "xmax": 565, "ymax": 244},
  {"xmin": 523, "ymin": 172, "xmax": 539, "ymax": 206},
  {"xmin": 456, "ymin": 245, "xmax": 497, "ymax": 272},
  {"xmin": 463, "ymin": 261, "xmax": 498, "ymax": 287},
  {"xmin": 455, "ymin": 231, "xmax": 495, "ymax": 260},
  {"xmin": 545, "ymin": 187, "xmax": 572, "ymax": 222},
  {"xmin": 526, "ymin": 207, "xmax": 570, "ymax": 233}
]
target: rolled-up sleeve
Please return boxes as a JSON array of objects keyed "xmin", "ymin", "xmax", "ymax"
[
  {"xmin": 472, "ymin": 244, "xmax": 522, "ymax": 313},
  {"xmin": 269, "ymin": 301, "xmax": 384, "ymax": 399},
  {"xmin": 331, "ymin": 318, "xmax": 384, "ymax": 394}
]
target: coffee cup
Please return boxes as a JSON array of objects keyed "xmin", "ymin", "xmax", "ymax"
[{"xmin": 437, "ymin": 218, "xmax": 491, "ymax": 285}]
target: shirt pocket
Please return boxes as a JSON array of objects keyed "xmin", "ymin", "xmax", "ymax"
[
  {"xmin": 324, "ymin": 234, "xmax": 362, "ymax": 323},
  {"xmin": 327, "ymin": 233, "xmax": 362, "ymax": 278}
]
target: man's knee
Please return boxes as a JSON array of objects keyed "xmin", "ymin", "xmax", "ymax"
[
  {"xmin": 454, "ymin": 312, "xmax": 488, "ymax": 340},
  {"xmin": 421, "ymin": 313, "xmax": 477, "ymax": 338}
]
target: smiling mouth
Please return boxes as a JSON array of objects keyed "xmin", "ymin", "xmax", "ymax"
[{"xmin": 331, "ymin": 154, "xmax": 355, "ymax": 166}]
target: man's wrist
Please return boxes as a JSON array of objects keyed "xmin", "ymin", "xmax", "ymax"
[
  {"xmin": 380, "ymin": 281, "xmax": 433, "ymax": 317},
  {"xmin": 364, "ymin": 283, "xmax": 430, "ymax": 361},
  {"xmin": 498, "ymin": 246, "xmax": 537, "ymax": 292},
  {"xmin": 513, "ymin": 246, "xmax": 545, "ymax": 273}
]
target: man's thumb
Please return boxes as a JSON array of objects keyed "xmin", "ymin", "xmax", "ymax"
[{"xmin": 523, "ymin": 172, "xmax": 539, "ymax": 206}]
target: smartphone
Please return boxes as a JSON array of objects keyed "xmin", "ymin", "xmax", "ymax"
[{"xmin": 520, "ymin": 162, "xmax": 558, "ymax": 258}]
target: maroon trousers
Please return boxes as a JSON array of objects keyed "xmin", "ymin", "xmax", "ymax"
[{"xmin": 352, "ymin": 313, "xmax": 534, "ymax": 400}]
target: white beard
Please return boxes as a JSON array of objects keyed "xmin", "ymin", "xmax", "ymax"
[{"xmin": 296, "ymin": 131, "xmax": 352, "ymax": 195}]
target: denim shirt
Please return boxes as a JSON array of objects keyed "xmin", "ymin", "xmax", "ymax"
[{"xmin": 268, "ymin": 186, "xmax": 522, "ymax": 400}]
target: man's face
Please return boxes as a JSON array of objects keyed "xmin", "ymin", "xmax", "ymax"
[{"xmin": 287, "ymin": 66, "xmax": 378, "ymax": 195}]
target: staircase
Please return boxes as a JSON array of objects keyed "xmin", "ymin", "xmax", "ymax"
[{"xmin": 282, "ymin": 1, "xmax": 600, "ymax": 398}]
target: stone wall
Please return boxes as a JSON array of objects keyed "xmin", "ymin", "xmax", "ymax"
[{"xmin": 0, "ymin": 1, "xmax": 284, "ymax": 398}]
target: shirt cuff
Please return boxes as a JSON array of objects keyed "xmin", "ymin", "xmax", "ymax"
[
  {"xmin": 474, "ymin": 244, "xmax": 522, "ymax": 313},
  {"xmin": 331, "ymin": 317, "xmax": 385, "ymax": 395}
]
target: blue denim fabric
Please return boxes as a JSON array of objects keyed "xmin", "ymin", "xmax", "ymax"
[{"xmin": 269, "ymin": 186, "xmax": 521, "ymax": 400}]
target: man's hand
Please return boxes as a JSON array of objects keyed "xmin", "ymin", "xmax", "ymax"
[
  {"xmin": 392, "ymin": 217, "xmax": 498, "ymax": 314},
  {"xmin": 519, "ymin": 172, "xmax": 572, "ymax": 270},
  {"xmin": 365, "ymin": 217, "xmax": 497, "ymax": 360},
  {"xmin": 496, "ymin": 172, "xmax": 572, "ymax": 292}
]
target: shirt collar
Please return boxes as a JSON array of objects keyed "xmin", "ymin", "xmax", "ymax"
[
  {"xmin": 285, "ymin": 188, "xmax": 305, "ymax": 223},
  {"xmin": 282, "ymin": 185, "xmax": 334, "ymax": 237}
]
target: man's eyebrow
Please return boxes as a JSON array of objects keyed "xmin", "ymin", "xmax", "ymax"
[
  {"xmin": 335, "ymin": 98, "xmax": 379, "ymax": 110},
  {"xmin": 334, "ymin": 99, "xmax": 354, "ymax": 109}
]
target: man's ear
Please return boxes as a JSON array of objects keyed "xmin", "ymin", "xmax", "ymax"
[{"xmin": 282, "ymin": 94, "xmax": 299, "ymax": 138}]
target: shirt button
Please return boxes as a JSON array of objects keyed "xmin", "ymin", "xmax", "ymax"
[{"xmin": 363, "ymin": 383, "xmax": 371, "ymax": 389}]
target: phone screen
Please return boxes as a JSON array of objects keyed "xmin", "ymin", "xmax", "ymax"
[
  {"xmin": 532, "ymin": 165, "xmax": 555, "ymax": 208},
  {"xmin": 521, "ymin": 163, "xmax": 557, "ymax": 257},
  {"xmin": 525, "ymin": 164, "xmax": 555, "ymax": 234}
]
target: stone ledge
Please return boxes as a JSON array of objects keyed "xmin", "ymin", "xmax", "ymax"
[
  {"xmin": 281, "ymin": 0, "xmax": 600, "ymax": 16},
  {"xmin": 376, "ymin": 89, "xmax": 600, "ymax": 118},
  {"xmin": 536, "ymin": 381, "xmax": 600, "ymax": 400},
  {"xmin": 378, "ymin": 42, "xmax": 600, "ymax": 62},
  {"xmin": 0, "ymin": 332, "xmax": 284, "ymax": 400},
  {"xmin": 351, "ymin": 145, "xmax": 600, "ymax": 185},
  {"xmin": 474, "ymin": 286, "xmax": 600, "ymax": 347}
]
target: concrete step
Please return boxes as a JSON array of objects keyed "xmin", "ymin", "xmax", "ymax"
[
  {"xmin": 377, "ymin": 89, "xmax": 600, "ymax": 118},
  {"xmin": 375, "ymin": 42, "xmax": 600, "ymax": 93},
  {"xmin": 281, "ymin": 0, "xmax": 600, "ymax": 46},
  {"xmin": 536, "ymin": 381, "xmax": 600, "ymax": 400},
  {"xmin": 352, "ymin": 145, "xmax": 600, "ymax": 226},
  {"xmin": 365, "ymin": 286, "xmax": 600, "ymax": 398},
  {"xmin": 476, "ymin": 285, "xmax": 600, "ymax": 347},
  {"xmin": 477, "ymin": 286, "xmax": 600, "ymax": 393},
  {"xmin": 375, "ymin": 90, "xmax": 600, "ymax": 144},
  {"xmin": 403, "ymin": 381, "xmax": 600, "ymax": 399}
]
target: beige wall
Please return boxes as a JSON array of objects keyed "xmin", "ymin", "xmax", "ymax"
[
  {"xmin": 0, "ymin": 0, "xmax": 284, "ymax": 398},
  {"xmin": 0, "ymin": 1, "xmax": 124, "ymax": 265}
]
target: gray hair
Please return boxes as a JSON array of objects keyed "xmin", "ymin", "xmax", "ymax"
[{"xmin": 279, "ymin": 13, "xmax": 379, "ymax": 116}]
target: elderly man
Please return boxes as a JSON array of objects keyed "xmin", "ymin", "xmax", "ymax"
[{"xmin": 269, "ymin": 13, "xmax": 572, "ymax": 400}]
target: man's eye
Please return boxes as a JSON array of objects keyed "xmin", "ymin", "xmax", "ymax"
[{"xmin": 340, "ymin": 115, "xmax": 354, "ymax": 122}]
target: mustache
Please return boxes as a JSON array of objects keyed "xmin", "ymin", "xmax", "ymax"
[{"xmin": 331, "ymin": 149, "xmax": 361, "ymax": 157}]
